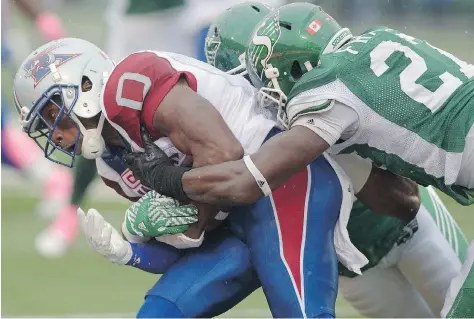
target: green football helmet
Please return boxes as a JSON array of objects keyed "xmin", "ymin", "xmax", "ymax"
[
  {"xmin": 205, "ymin": 1, "xmax": 272, "ymax": 75},
  {"xmin": 246, "ymin": 3, "xmax": 353, "ymax": 127}
]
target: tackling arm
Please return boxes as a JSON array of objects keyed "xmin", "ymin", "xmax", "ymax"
[
  {"xmin": 182, "ymin": 125, "xmax": 329, "ymax": 206},
  {"xmin": 181, "ymin": 99, "xmax": 356, "ymax": 205}
]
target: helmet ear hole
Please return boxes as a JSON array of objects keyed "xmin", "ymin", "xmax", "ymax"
[
  {"xmin": 290, "ymin": 61, "xmax": 303, "ymax": 80},
  {"xmin": 81, "ymin": 76, "xmax": 92, "ymax": 92},
  {"xmin": 279, "ymin": 22, "xmax": 292, "ymax": 31}
]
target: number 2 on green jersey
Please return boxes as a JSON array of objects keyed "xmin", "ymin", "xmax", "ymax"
[{"xmin": 370, "ymin": 33, "xmax": 474, "ymax": 113}]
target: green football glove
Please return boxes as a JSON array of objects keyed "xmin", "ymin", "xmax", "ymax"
[{"xmin": 124, "ymin": 191, "xmax": 198, "ymax": 238}]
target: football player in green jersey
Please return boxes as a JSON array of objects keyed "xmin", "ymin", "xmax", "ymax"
[
  {"xmin": 243, "ymin": 3, "xmax": 474, "ymax": 206},
  {"xmin": 206, "ymin": 5, "xmax": 468, "ymax": 316}
]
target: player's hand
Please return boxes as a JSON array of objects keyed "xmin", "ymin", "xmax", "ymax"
[
  {"xmin": 123, "ymin": 127, "xmax": 190, "ymax": 201},
  {"xmin": 77, "ymin": 207, "xmax": 132, "ymax": 265},
  {"xmin": 123, "ymin": 127, "xmax": 174, "ymax": 187},
  {"xmin": 124, "ymin": 190, "xmax": 199, "ymax": 239}
]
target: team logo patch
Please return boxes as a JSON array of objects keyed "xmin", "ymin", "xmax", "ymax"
[
  {"xmin": 306, "ymin": 19, "xmax": 323, "ymax": 36},
  {"xmin": 23, "ymin": 45, "xmax": 81, "ymax": 87},
  {"xmin": 249, "ymin": 10, "xmax": 282, "ymax": 81}
]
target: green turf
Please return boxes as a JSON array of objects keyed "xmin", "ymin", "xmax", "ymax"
[
  {"xmin": 0, "ymin": 188, "xmax": 275, "ymax": 317},
  {"xmin": 2, "ymin": 184, "xmax": 473, "ymax": 317}
]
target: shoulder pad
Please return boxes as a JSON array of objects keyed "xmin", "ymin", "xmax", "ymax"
[
  {"xmin": 286, "ymin": 59, "xmax": 339, "ymax": 124},
  {"xmin": 102, "ymin": 52, "xmax": 197, "ymax": 148},
  {"xmin": 287, "ymin": 57, "xmax": 339, "ymax": 101}
]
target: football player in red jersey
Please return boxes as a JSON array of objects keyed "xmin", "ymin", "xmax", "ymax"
[{"xmin": 14, "ymin": 37, "xmax": 349, "ymax": 317}]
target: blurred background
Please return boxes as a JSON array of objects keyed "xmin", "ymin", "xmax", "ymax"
[{"xmin": 1, "ymin": 0, "xmax": 473, "ymax": 317}]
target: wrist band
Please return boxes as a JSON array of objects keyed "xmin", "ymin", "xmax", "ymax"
[{"xmin": 243, "ymin": 155, "xmax": 272, "ymax": 196}]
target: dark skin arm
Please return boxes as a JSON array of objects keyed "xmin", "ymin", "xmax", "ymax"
[
  {"xmin": 182, "ymin": 124, "xmax": 420, "ymax": 221},
  {"xmin": 152, "ymin": 78, "xmax": 244, "ymax": 237},
  {"xmin": 130, "ymin": 100, "xmax": 419, "ymax": 222},
  {"xmin": 153, "ymin": 79, "xmax": 244, "ymax": 165},
  {"xmin": 182, "ymin": 125, "xmax": 328, "ymax": 206},
  {"xmin": 357, "ymin": 165, "xmax": 420, "ymax": 222}
]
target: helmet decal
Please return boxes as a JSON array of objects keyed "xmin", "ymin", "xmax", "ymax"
[
  {"xmin": 306, "ymin": 19, "xmax": 323, "ymax": 36},
  {"xmin": 249, "ymin": 10, "xmax": 281, "ymax": 81},
  {"xmin": 23, "ymin": 44, "xmax": 81, "ymax": 88}
]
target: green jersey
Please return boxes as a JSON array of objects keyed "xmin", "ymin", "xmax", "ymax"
[
  {"xmin": 287, "ymin": 27, "xmax": 474, "ymax": 205},
  {"xmin": 338, "ymin": 200, "xmax": 409, "ymax": 277},
  {"xmin": 125, "ymin": 0, "xmax": 185, "ymax": 15},
  {"xmin": 339, "ymin": 185, "xmax": 468, "ymax": 277}
]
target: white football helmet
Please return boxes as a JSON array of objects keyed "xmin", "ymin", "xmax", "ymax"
[{"xmin": 13, "ymin": 38, "xmax": 115, "ymax": 167}]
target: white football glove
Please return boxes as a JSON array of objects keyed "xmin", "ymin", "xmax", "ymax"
[{"xmin": 77, "ymin": 208, "xmax": 132, "ymax": 265}]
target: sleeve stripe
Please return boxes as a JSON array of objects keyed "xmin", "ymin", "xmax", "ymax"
[{"xmin": 288, "ymin": 100, "xmax": 334, "ymax": 125}]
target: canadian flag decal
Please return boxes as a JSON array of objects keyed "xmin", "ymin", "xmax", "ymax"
[{"xmin": 306, "ymin": 19, "xmax": 323, "ymax": 35}]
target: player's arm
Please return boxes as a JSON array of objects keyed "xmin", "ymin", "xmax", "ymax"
[
  {"xmin": 181, "ymin": 100, "xmax": 356, "ymax": 205},
  {"xmin": 181, "ymin": 125, "xmax": 329, "ymax": 205},
  {"xmin": 357, "ymin": 165, "xmax": 420, "ymax": 221},
  {"xmin": 333, "ymin": 154, "xmax": 420, "ymax": 221},
  {"xmin": 109, "ymin": 52, "xmax": 244, "ymax": 239},
  {"xmin": 126, "ymin": 99, "xmax": 352, "ymax": 206},
  {"xmin": 182, "ymin": 133, "xmax": 422, "ymax": 223},
  {"xmin": 151, "ymin": 77, "xmax": 245, "ymax": 237},
  {"xmin": 127, "ymin": 124, "xmax": 327, "ymax": 207},
  {"xmin": 152, "ymin": 78, "xmax": 244, "ymax": 167},
  {"xmin": 116, "ymin": 52, "xmax": 244, "ymax": 190}
]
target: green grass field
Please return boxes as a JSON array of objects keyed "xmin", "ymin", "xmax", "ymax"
[{"xmin": 2, "ymin": 170, "xmax": 474, "ymax": 318}]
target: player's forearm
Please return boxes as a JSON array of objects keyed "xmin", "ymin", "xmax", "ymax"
[
  {"xmin": 126, "ymin": 241, "xmax": 183, "ymax": 274},
  {"xmin": 182, "ymin": 126, "xmax": 329, "ymax": 206},
  {"xmin": 182, "ymin": 160, "xmax": 262, "ymax": 206}
]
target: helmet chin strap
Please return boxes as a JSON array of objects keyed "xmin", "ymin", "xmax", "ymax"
[{"xmin": 75, "ymin": 112, "xmax": 106, "ymax": 159}]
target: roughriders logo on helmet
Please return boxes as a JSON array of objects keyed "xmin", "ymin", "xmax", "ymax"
[
  {"xmin": 249, "ymin": 10, "xmax": 281, "ymax": 82},
  {"xmin": 23, "ymin": 44, "xmax": 81, "ymax": 88},
  {"xmin": 306, "ymin": 19, "xmax": 323, "ymax": 36}
]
